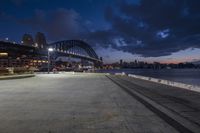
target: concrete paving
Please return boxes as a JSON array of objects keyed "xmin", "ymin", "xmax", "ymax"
[
  {"xmin": 109, "ymin": 75, "xmax": 200, "ymax": 132},
  {"xmin": 0, "ymin": 73, "xmax": 178, "ymax": 133}
]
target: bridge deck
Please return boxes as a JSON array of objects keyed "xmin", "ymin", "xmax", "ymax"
[{"xmin": 0, "ymin": 73, "xmax": 199, "ymax": 132}]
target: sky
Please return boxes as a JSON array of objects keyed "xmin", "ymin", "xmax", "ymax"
[{"xmin": 0, "ymin": 0, "xmax": 200, "ymax": 63}]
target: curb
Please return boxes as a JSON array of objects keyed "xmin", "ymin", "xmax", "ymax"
[{"xmin": 0, "ymin": 74, "xmax": 35, "ymax": 80}]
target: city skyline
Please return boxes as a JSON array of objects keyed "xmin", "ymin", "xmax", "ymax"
[{"xmin": 0, "ymin": 0, "xmax": 200, "ymax": 63}]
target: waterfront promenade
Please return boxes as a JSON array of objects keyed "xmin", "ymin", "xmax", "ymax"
[{"xmin": 0, "ymin": 73, "xmax": 199, "ymax": 132}]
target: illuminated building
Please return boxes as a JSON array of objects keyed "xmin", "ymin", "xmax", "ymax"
[
  {"xmin": 35, "ymin": 32, "xmax": 47, "ymax": 49},
  {"xmin": 22, "ymin": 34, "xmax": 34, "ymax": 46}
]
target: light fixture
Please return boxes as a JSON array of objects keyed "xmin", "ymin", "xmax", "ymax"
[
  {"xmin": 48, "ymin": 48, "xmax": 54, "ymax": 74},
  {"xmin": 48, "ymin": 48, "xmax": 54, "ymax": 52}
]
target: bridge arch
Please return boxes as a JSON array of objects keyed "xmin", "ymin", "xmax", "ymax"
[{"xmin": 49, "ymin": 40, "xmax": 99, "ymax": 60}]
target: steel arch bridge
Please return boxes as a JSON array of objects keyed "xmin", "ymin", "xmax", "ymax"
[
  {"xmin": 49, "ymin": 40, "xmax": 101, "ymax": 63},
  {"xmin": 0, "ymin": 40, "xmax": 102, "ymax": 66}
]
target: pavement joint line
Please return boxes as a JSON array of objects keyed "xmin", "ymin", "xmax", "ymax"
[{"xmin": 106, "ymin": 75, "xmax": 200, "ymax": 133}]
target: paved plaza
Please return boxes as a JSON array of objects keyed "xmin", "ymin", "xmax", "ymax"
[{"xmin": 0, "ymin": 73, "xmax": 193, "ymax": 133}]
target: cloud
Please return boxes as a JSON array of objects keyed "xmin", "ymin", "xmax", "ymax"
[
  {"xmin": 10, "ymin": 0, "xmax": 24, "ymax": 5},
  {"xmin": 0, "ymin": 11, "xmax": 4, "ymax": 17},
  {"xmin": 0, "ymin": 0, "xmax": 24, "ymax": 6},
  {"xmin": 5, "ymin": 0, "xmax": 200, "ymax": 57},
  {"xmin": 93, "ymin": 0, "xmax": 200, "ymax": 57},
  {"xmin": 19, "ymin": 8, "xmax": 86, "ymax": 40}
]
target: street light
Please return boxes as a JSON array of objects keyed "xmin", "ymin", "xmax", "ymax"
[{"xmin": 48, "ymin": 48, "xmax": 54, "ymax": 74}]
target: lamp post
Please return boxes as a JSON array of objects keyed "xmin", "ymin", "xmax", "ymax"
[{"xmin": 48, "ymin": 48, "xmax": 54, "ymax": 74}]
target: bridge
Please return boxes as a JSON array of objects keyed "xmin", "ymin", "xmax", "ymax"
[
  {"xmin": 0, "ymin": 40, "xmax": 102, "ymax": 67},
  {"xmin": 49, "ymin": 40, "xmax": 101, "ymax": 63}
]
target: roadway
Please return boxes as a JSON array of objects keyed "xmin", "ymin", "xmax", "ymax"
[{"xmin": 0, "ymin": 73, "xmax": 199, "ymax": 132}]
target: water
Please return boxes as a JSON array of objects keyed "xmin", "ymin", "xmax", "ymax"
[{"xmin": 97, "ymin": 69, "xmax": 200, "ymax": 86}]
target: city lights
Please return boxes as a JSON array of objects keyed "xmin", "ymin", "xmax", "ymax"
[{"xmin": 48, "ymin": 48, "xmax": 54, "ymax": 52}]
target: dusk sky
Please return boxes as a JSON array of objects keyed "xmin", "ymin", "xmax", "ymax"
[{"xmin": 0, "ymin": 0, "xmax": 200, "ymax": 63}]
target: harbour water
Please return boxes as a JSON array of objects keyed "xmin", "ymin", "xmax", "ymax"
[{"xmin": 97, "ymin": 69, "xmax": 200, "ymax": 86}]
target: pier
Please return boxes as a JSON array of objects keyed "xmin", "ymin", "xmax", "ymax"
[{"xmin": 0, "ymin": 73, "xmax": 200, "ymax": 132}]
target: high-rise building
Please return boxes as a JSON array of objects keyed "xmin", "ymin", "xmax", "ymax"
[
  {"xmin": 35, "ymin": 32, "xmax": 47, "ymax": 49},
  {"xmin": 120, "ymin": 59, "xmax": 123, "ymax": 65},
  {"xmin": 100, "ymin": 57, "xmax": 103, "ymax": 61},
  {"xmin": 22, "ymin": 34, "xmax": 34, "ymax": 46}
]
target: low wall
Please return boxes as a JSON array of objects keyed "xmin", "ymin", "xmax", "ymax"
[
  {"xmin": 128, "ymin": 74, "xmax": 200, "ymax": 93},
  {"xmin": 115, "ymin": 73, "xmax": 200, "ymax": 93},
  {"xmin": 0, "ymin": 74, "xmax": 35, "ymax": 80}
]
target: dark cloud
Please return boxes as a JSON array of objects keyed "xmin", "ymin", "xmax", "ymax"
[
  {"xmin": 0, "ymin": 0, "xmax": 24, "ymax": 6},
  {"xmin": 0, "ymin": 11, "xmax": 4, "ymax": 17},
  {"xmin": 85, "ymin": 30, "xmax": 118, "ymax": 48},
  {"xmin": 94, "ymin": 0, "xmax": 200, "ymax": 57},
  {"xmin": 0, "ymin": 11, "xmax": 16, "ymax": 22},
  {"xmin": 10, "ymin": 0, "xmax": 24, "ymax": 6},
  {"xmin": 19, "ymin": 8, "xmax": 86, "ymax": 40},
  {"xmin": 7, "ymin": 0, "xmax": 200, "ymax": 57}
]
